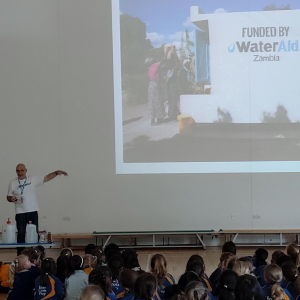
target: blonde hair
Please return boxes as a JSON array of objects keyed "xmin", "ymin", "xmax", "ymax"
[
  {"xmin": 150, "ymin": 254, "xmax": 167, "ymax": 288},
  {"xmin": 264, "ymin": 264, "xmax": 284, "ymax": 300},
  {"xmin": 83, "ymin": 254, "xmax": 97, "ymax": 269},
  {"xmin": 8, "ymin": 255, "xmax": 29, "ymax": 288},
  {"xmin": 286, "ymin": 244, "xmax": 300, "ymax": 266},
  {"xmin": 232, "ymin": 261, "xmax": 250, "ymax": 276},
  {"xmin": 185, "ymin": 281, "xmax": 207, "ymax": 300},
  {"xmin": 271, "ymin": 283, "xmax": 285, "ymax": 300},
  {"xmin": 79, "ymin": 285, "xmax": 105, "ymax": 300}
]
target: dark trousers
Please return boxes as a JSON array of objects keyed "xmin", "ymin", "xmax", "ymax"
[{"xmin": 16, "ymin": 211, "xmax": 39, "ymax": 255}]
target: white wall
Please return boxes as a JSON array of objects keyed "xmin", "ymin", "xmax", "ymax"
[{"xmin": 1, "ymin": 0, "xmax": 300, "ymax": 234}]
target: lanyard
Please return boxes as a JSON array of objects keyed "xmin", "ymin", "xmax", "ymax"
[{"xmin": 18, "ymin": 177, "xmax": 27, "ymax": 195}]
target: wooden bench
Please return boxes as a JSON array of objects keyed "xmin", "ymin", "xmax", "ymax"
[
  {"xmin": 219, "ymin": 230, "xmax": 300, "ymax": 246},
  {"xmin": 93, "ymin": 230, "xmax": 216, "ymax": 250},
  {"xmin": 52, "ymin": 230, "xmax": 216, "ymax": 250}
]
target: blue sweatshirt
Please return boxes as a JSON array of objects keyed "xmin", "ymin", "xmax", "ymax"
[
  {"xmin": 7, "ymin": 270, "xmax": 36, "ymax": 300},
  {"xmin": 35, "ymin": 275, "xmax": 64, "ymax": 300}
]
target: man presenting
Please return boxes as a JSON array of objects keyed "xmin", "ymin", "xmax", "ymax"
[{"xmin": 7, "ymin": 163, "xmax": 68, "ymax": 254}]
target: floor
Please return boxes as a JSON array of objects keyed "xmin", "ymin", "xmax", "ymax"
[{"xmin": 0, "ymin": 246, "xmax": 281, "ymax": 300}]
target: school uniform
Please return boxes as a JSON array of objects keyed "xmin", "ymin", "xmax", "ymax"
[
  {"xmin": 34, "ymin": 275, "xmax": 64, "ymax": 300},
  {"xmin": 117, "ymin": 291, "xmax": 134, "ymax": 300},
  {"xmin": 107, "ymin": 291, "xmax": 117, "ymax": 300},
  {"xmin": 254, "ymin": 265, "xmax": 267, "ymax": 287},
  {"xmin": 30, "ymin": 264, "xmax": 41, "ymax": 279},
  {"xmin": 209, "ymin": 267, "xmax": 221, "ymax": 290},
  {"xmin": 112, "ymin": 279, "xmax": 124, "ymax": 296},
  {"xmin": 83, "ymin": 266, "xmax": 93, "ymax": 275},
  {"xmin": 64, "ymin": 270, "xmax": 88, "ymax": 300},
  {"xmin": 7, "ymin": 270, "xmax": 36, "ymax": 300},
  {"xmin": 203, "ymin": 276, "xmax": 213, "ymax": 292},
  {"xmin": 262, "ymin": 283, "xmax": 294, "ymax": 300},
  {"xmin": 284, "ymin": 281, "xmax": 299, "ymax": 300},
  {"xmin": 164, "ymin": 284, "xmax": 182, "ymax": 300},
  {"xmin": 157, "ymin": 274, "xmax": 176, "ymax": 300}
]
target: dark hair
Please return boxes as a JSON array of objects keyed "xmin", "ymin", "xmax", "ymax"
[
  {"xmin": 222, "ymin": 242, "xmax": 236, "ymax": 255},
  {"xmin": 271, "ymin": 251, "xmax": 284, "ymax": 264},
  {"xmin": 73, "ymin": 255, "xmax": 84, "ymax": 270},
  {"xmin": 106, "ymin": 249, "xmax": 122, "ymax": 262},
  {"xmin": 219, "ymin": 270, "xmax": 238, "ymax": 300},
  {"xmin": 276, "ymin": 255, "xmax": 292, "ymax": 268},
  {"xmin": 104, "ymin": 243, "xmax": 120, "ymax": 257},
  {"xmin": 35, "ymin": 246, "xmax": 46, "ymax": 261},
  {"xmin": 186, "ymin": 261, "xmax": 204, "ymax": 278},
  {"xmin": 56, "ymin": 255, "xmax": 72, "ymax": 282},
  {"xmin": 178, "ymin": 271, "xmax": 200, "ymax": 292},
  {"xmin": 89, "ymin": 266, "xmax": 112, "ymax": 295},
  {"xmin": 60, "ymin": 248, "xmax": 73, "ymax": 257},
  {"xmin": 119, "ymin": 269, "xmax": 139, "ymax": 291},
  {"xmin": 282, "ymin": 263, "xmax": 300, "ymax": 295},
  {"xmin": 281, "ymin": 262, "xmax": 298, "ymax": 281},
  {"xmin": 235, "ymin": 274, "xmax": 257, "ymax": 300},
  {"xmin": 107, "ymin": 255, "xmax": 124, "ymax": 280},
  {"xmin": 134, "ymin": 273, "xmax": 157, "ymax": 300},
  {"xmin": 64, "ymin": 255, "xmax": 83, "ymax": 278},
  {"xmin": 21, "ymin": 248, "xmax": 39, "ymax": 263},
  {"xmin": 40, "ymin": 258, "xmax": 56, "ymax": 286},
  {"xmin": 85, "ymin": 244, "xmax": 97, "ymax": 254},
  {"xmin": 170, "ymin": 295, "xmax": 187, "ymax": 300},
  {"xmin": 186, "ymin": 255, "xmax": 204, "ymax": 266},
  {"xmin": 254, "ymin": 248, "xmax": 268, "ymax": 267},
  {"xmin": 122, "ymin": 249, "xmax": 141, "ymax": 270}
]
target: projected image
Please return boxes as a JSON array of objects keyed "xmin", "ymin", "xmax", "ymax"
[{"xmin": 113, "ymin": 0, "xmax": 300, "ymax": 173}]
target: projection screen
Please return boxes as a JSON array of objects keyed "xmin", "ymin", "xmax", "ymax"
[{"xmin": 113, "ymin": 0, "xmax": 300, "ymax": 174}]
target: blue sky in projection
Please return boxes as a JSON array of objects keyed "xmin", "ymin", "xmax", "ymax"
[{"xmin": 120, "ymin": 0, "xmax": 300, "ymax": 48}]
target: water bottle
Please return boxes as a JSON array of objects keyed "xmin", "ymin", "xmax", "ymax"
[
  {"xmin": 26, "ymin": 221, "xmax": 38, "ymax": 243},
  {"xmin": 2, "ymin": 218, "xmax": 16, "ymax": 243}
]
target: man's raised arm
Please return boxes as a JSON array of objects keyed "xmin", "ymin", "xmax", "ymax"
[{"xmin": 44, "ymin": 170, "xmax": 68, "ymax": 182}]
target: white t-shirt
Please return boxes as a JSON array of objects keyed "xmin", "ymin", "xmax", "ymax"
[{"xmin": 7, "ymin": 175, "xmax": 44, "ymax": 214}]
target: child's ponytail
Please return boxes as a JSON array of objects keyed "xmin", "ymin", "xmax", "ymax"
[
  {"xmin": 8, "ymin": 258, "xmax": 18, "ymax": 288},
  {"xmin": 271, "ymin": 284, "xmax": 284, "ymax": 300},
  {"xmin": 40, "ymin": 258, "xmax": 56, "ymax": 286}
]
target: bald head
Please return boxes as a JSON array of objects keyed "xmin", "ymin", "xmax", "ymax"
[{"xmin": 16, "ymin": 164, "xmax": 27, "ymax": 179}]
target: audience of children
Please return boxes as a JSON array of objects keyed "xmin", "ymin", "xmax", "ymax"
[{"xmin": 3, "ymin": 241, "xmax": 300, "ymax": 300}]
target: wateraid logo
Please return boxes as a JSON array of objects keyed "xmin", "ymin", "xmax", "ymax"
[
  {"xmin": 227, "ymin": 40, "xmax": 298, "ymax": 53},
  {"xmin": 228, "ymin": 43, "xmax": 236, "ymax": 53}
]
